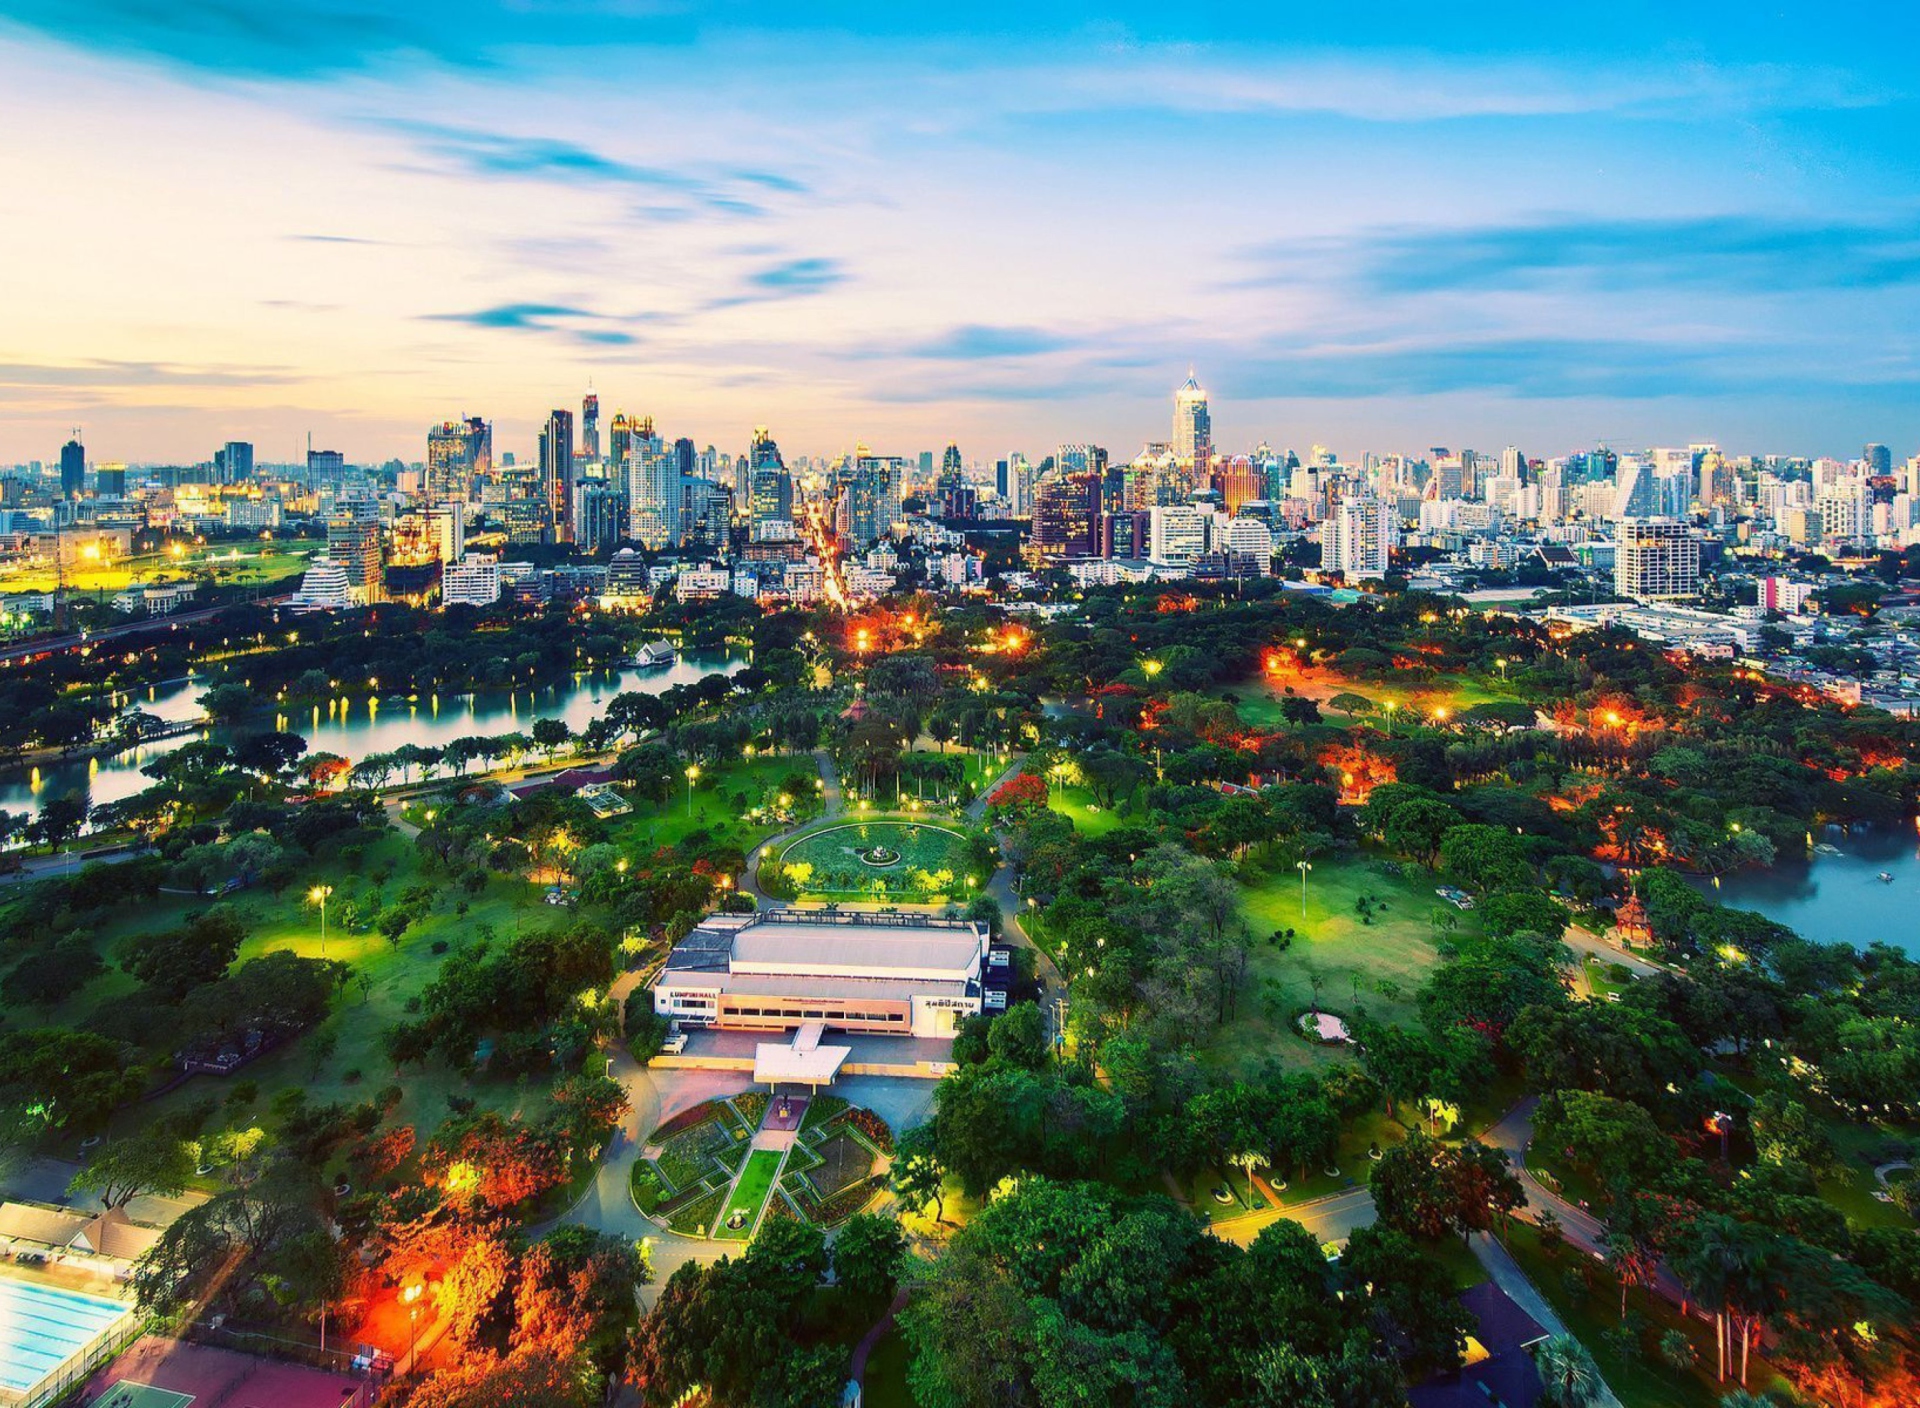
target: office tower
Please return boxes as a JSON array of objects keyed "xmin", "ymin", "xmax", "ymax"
[
  {"xmin": 1173, "ymin": 370, "xmax": 1212, "ymax": 483},
  {"xmin": 1614, "ymin": 518, "xmax": 1700, "ymax": 600},
  {"xmin": 288, "ymin": 557, "xmax": 355, "ymax": 612},
  {"xmin": 609, "ymin": 413, "xmax": 633, "ymax": 470},
  {"xmin": 1032, "ymin": 472, "xmax": 1099, "ymax": 556},
  {"xmin": 325, "ymin": 514, "xmax": 384, "ymax": 602},
  {"xmin": 747, "ymin": 427, "xmax": 792, "ymax": 528},
  {"xmin": 540, "ymin": 408, "xmax": 575, "ymax": 540},
  {"xmin": 1211, "ymin": 457, "xmax": 1262, "ymax": 514},
  {"xmin": 306, "ymin": 448, "xmax": 345, "ymax": 479},
  {"xmin": 582, "ymin": 390, "xmax": 600, "ymax": 462},
  {"xmin": 427, "ymin": 417, "xmax": 490, "ymax": 503},
  {"xmin": 1866, "ymin": 443, "xmax": 1893, "ymax": 477},
  {"xmin": 442, "ymin": 554, "xmax": 501, "ymax": 609},
  {"xmin": 626, "ymin": 433, "xmax": 683, "ymax": 549},
  {"xmin": 1324, "ymin": 495, "xmax": 1396, "ymax": 579},
  {"xmin": 219, "ymin": 441, "xmax": 254, "ymax": 484},
  {"xmin": 59, "ymin": 436, "xmax": 85, "ymax": 499},
  {"xmin": 1147, "ymin": 505, "xmax": 1207, "ymax": 565}
]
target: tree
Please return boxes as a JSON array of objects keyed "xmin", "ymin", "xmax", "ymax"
[
  {"xmin": 833, "ymin": 1212, "xmax": 906, "ymax": 1304},
  {"xmin": 405, "ymin": 1346, "xmax": 594, "ymax": 1408},
  {"xmin": 986, "ymin": 1004, "xmax": 1049, "ymax": 1070},
  {"xmin": 532, "ymin": 717, "xmax": 573, "ymax": 762},
  {"xmin": 197, "ymin": 682, "xmax": 255, "ymax": 722},
  {"xmin": 891, "ymin": 1123, "xmax": 948, "ymax": 1222},
  {"xmin": 1341, "ymin": 1224, "xmax": 1472, "ymax": 1375},
  {"xmin": 1532, "ymin": 1334, "xmax": 1604, "ymax": 1408},
  {"xmin": 1438, "ymin": 824, "xmax": 1533, "ymax": 893},
  {"xmin": 123, "ymin": 907, "xmax": 247, "ymax": 998},
  {"xmin": 69, "ymin": 1131, "xmax": 194, "ymax": 1209},
  {"xmin": 1479, "ymin": 889, "xmax": 1572, "ymax": 942},
  {"xmin": 0, "ymin": 1028, "xmax": 140, "ymax": 1133}
]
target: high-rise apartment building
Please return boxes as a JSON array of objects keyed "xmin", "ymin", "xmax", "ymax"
[
  {"xmin": 427, "ymin": 418, "xmax": 490, "ymax": 503},
  {"xmin": 1324, "ymin": 495, "xmax": 1396, "ymax": 579},
  {"xmin": 627, "ymin": 434, "xmax": 683, "ymax": 549},
  {"xmin": 582, "ymin": 390, "xmax": 601, "ymax": 463},
  {"xmin": 1614, "ymin": 518, "xmax": 1700, "ymax": 600},
  {"xmin": 306, "ymin": 448, "xmax": 345, "ymax": 479},
  {"xmin": 540, "ymin": 409, "xmax": 575, "ymax": 540},
  {"xmin": 442, "ymin": 554, "xmax": 501, "ymax": 609}
]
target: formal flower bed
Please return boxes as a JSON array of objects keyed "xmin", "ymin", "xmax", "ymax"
[{"xmin": 841, "ymin": 1106, "xmax": 895, "ymax": 1154}]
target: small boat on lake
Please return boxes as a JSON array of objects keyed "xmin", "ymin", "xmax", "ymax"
[{"xmin": 1878, "ymin": 871, "xmax": 1895, "ymax": 883}]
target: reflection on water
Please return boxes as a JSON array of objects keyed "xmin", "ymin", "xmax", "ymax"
[
  {"xmin": 1705, "ymin": 824, "xmax": 1920, "ymax": 956},
  {"xmin": 0, "ymin": 653, "xmax": 742, "ymax": 821}
]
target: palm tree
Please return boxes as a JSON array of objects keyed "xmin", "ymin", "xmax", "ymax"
[
  {"xmin": 1228, "ymin": 1148, "xmax": 1271, "ymax": 1208},
  {"xmin": 1532, "ymin": 1334, "xmax": 1604, "ymax": 1408}
]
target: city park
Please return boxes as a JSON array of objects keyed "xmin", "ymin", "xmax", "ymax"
[{"xmin": 2, "ymin": 585, "xmax": 1917, "ymax": 1407}]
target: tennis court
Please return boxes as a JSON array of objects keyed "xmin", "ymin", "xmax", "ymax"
[{"xmin": 92, "ymin": 1384, "xmax": 195, "ymax": 1408}]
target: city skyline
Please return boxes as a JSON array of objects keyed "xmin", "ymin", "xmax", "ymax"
[{"xmin": 4, "ymin": 3, "xmax": 1920, "ymax": 461}]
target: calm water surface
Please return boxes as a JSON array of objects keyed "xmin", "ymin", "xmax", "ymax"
[
  {"xmin": 1706, "ymin": 825, "xmax": 1920, "ymax": 957},
  {"xmin": 0, "ymin": 652, "xmax": 742, "ymax": 820}
]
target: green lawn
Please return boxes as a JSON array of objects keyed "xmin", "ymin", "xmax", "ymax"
[
  {"xmin": 1209, "ymin": 852, "xmax": 1463, "ymax": 1075},
  {"xmin": 715, "ymin": 1149, "xmax": 785, "ymax": 1240},
  {"xmin": 0, "ymin": 539, "xmax": 323, "ymax": 595},
  {"xmin": 66, "ymin": 833, "xmax": 563, "ymax": 1156},
  {"xmin": 1047, "ymin": 785, "xmax": 1125, "ymax": 838},
  {"xmin": 1217, "ymin": 668, "xmax": 1516, "ymax": 730},
  {"xmin": 777, "ymin": 817, "xmax": 978, "ymax": 900},
  {"xmin": 862, "ymin": 1328, "xmax": 919, "ymax": 1408},
  {"xmin": 611, "ymin": 754, "xmax": 819, "ymax": 855}
]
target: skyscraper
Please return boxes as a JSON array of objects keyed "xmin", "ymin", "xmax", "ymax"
[
  {"xmin": 541, "ymin": 409, "xmax": 575, "ymax": 540},
  {"xmin": 427, "ymin": 418, "xmax": 491, "ymax": 503},
  {"xmin": 59, "ymin": 436, "xmax": 85, "ymax": 499},
  {"xmin": 609, "ymin": 413, "xmax": 633, "ymax": 471},
  {"xmin": 747, "ymin": 427, "xmax": 792, "ymax": 529},
  {"xmin": 1173, "ymin": 371, "xmax": 1212, "ymax": 483},
  {"xmin": 220, "ymin": 441, "xmax": 254, "ymax": 485},
  {"xmin": 1866, "ymin": 443, "xmax": 1893, "ymax": 476},
  {"xmin": 582, "ymin": 390, "xmax": 601, "ymax": 463},
  {"xmin": 1615, "ymin": 518, "xmax": 1700, "ymax": 600}
]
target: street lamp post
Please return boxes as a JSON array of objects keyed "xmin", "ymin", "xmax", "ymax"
[
  {"xmin": 685, "ymin": 763, "xmax": 701, "ymax": 817},
  {"xmin": 308, "ymin": 884, "xmax": 333, "ymax": 956},
  {"xmin": 1296, "ymin": 860, "xmax": 1312, "ymax": 918}
]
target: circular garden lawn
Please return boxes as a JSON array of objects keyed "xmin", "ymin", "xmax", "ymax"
[{"xmin": 773, "ymin": 819, "xmax": 976, "ymax": 899}]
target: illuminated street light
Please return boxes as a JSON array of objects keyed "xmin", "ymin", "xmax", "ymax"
[
  {"xmin": 685, "ymin": 763, "xmax": 701, "ymax": 816},
  {"xmin": 307, "ymin": 884, "xmax": 333, "ymax": 956},
  {"xmin": 1296, "ymin": 860, "xmax": 1312, "ymax": 918}
]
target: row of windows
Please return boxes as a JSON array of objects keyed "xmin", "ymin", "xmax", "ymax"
[{"xmin": 723, "ymin": 1004, "xmax": 906, "ymax": 1023}]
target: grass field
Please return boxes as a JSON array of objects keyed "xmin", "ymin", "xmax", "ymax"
[
  {"xmin": 610, "ymin": 754, "xmax": 818, "ymax": 855},
  {"xmin": 47, "ymin": 832, "xmax": 565, "ymax": 1157},
  {"xmin": 1047, "ymin": 784, "xmax": 1126, "ymax": 838},
  {"xmin": 806, "ymin": 1131, "xmax": 877, "ymax": 1197},
  {"xmin": 1218, "ymin": 666, "xmax": 1516, "ymax": 730},
  {"xmin": 778, "ymin": 818, "xmax": 976, "ymax": 899},
  {"xmin": 1208, "ymin": 852, "xmax": 1462, "ymax": 1075},
  {"xmin": 862, "ymin": 1329, "xmax": 918, "ymax": 1408},
  {"xmin": 715, "ymin": 1149, "xmax": 785, "ymax": 1239},
  {"xmin": 0, "ymin": 539, "xmax": 323, "ymax": 595}
]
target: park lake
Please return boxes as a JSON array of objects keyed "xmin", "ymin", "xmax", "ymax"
[
  {"xmin": 0, "ymin": 650, "xmax": 743, "ymax": 820},
  {"xmin": 1706, "ymin": 823, "xmax": 1920, "ymax": 958}
]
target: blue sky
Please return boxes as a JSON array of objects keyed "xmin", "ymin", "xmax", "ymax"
[{"xmin": 0, "ymin": 2, "xmax": 1916, "ymax": 465}]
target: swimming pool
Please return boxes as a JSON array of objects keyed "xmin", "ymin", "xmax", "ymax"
[{"xmin": 0, "ymin": 1276, "xmax": 132, "ymax": 1397}]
